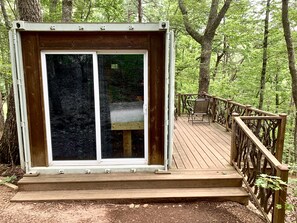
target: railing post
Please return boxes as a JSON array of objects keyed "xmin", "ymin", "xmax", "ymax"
[
  {"xmin": 272, "ymin": 164, "xmax": 289, "ymax": 223},
  {"xmin": 275, "ymin": 113, "xmax": 287, "ymax": 162},
  {"xmin": 245, "ymin": 105, "xmax": 252, "ymax": 116},
  {"xmin": 177, "ymin": 93, "xmax": 181, "ymax": 117},
  {"xmin": 181, "ymin": 94, "xmax": 186, "ymax": 114},
  {"xmin": 230, "ymin": 113, "xmax": 239, "ymax": 165},
  {"xmin": 211, "ymin": 96, "xmax": 216, "ymax": 123},
  {"xmin": 226, "ymin": 99, "xmax": 232, "ymax": 131}
]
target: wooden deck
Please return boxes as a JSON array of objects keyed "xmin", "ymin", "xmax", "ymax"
[
  {"xmin": 12, "ymin": 116, "xmax": 248, "ymax": 203},
  {"xmin": 172, "ymin": 116, "xmax": 232, "ymax": 170}
]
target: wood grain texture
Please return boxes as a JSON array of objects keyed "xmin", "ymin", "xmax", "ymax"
[
  {"xmin": 21, "ymin": 32, "xmax": 48, "ymax": 167},
  {"xmin": 172, "ymin": 117, "xmax": 231, "ymax": 169},
  {"xmin": 11, "ymin": 187, "xmax": 249, "ymax": 204}
]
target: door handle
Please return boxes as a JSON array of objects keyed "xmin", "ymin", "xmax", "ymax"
[{"xmin": 143, "ymin": 104, "xmax": 148, "ymax": 115}]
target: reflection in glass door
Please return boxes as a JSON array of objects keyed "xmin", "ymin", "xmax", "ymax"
[
  {"xmin": 42, "ymin": 51, "xmax": 148, "ymax": 165},
  {"xmin": 42, "ymin": 53, "xmax": 98, "ymax": 164},
  {"xmin": 98, "ymin": 52, "xmax": 148, "ymax": 162}
]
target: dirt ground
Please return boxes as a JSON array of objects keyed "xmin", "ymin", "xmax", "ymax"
[
  {"xmin": 2, "ymin": 165, "xmax": 296, "ymax": 222},
  {"xmin": 0, "ymin": 185, "xmax": 266, "ymax": 223}
]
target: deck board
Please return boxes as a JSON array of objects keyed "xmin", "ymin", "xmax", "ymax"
[
  {"xmin": 12, "ymin": 188, "xmax": 249, "ymax": 203},
  {"xmin": 172, "ymin": 117, "xmax": 232, "ymax": 170}
]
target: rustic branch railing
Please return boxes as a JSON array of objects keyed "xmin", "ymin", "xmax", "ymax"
[
  {"xmin": 231, "ymin": 115, "xmax": 288, "ymax": 223},
  {"xmin": 176, "ymin": 93, "xmax": 278, "ymax": 130},
  {"xmin": 176, "ymin": 93, "xmax": 288, "ymax": 223},
  {"xmin": 176, "ymin": 93, "xmax": 199, "ymax": 116}
]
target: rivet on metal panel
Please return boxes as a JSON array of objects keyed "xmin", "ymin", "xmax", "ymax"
[{"xmin": 159, "ymin": 21, "xmax": 168, "ymax": 30}]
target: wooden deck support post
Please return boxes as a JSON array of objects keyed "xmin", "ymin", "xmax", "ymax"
[
  {"xmin": 272, "ymin": 164, "xmax": 289, "ymax": 223},
  {"xmin": 275, "ymin": 113, "xmax": 287, "ymax": 162},
  {"xmin": 230, "ymin": 113, "xmax": 239, "ymax": 165},
  {"xmin": 226, "ymin": 99, "xmax": 232, "ymax": 131}
]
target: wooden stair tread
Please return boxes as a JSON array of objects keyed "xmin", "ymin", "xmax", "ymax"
[
  {"xmin": 19, "ymin": 170, "xmax": 242, "ymax": 184},
  {"xmin": 11, "ymin": 187, "xmax": 249, "ymax": 202}
]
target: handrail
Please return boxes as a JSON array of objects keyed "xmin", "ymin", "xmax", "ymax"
[
  {"xmin": 239, "ymin": 116, "xmax": 281, "ymax": 120},
  {"xmin": 233, "ymin": 117, "xmax": 282, "ymax": 166},
  {"xmin": 175, "ymin": 93, "xmax": 288, "ymax": 223},
  {"xmin": 231, "ymin": 115, "xmax": 288, "ymax": 223},
  {"xmin": 176, "ymin": 93, "xmax": 280, "ymax": 131}
]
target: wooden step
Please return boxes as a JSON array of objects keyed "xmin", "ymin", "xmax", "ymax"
[
  {"xmin": 18, "ymin": 170, "xmax": 243, "ymax": 191},
  {"xmin": 11, "ymin": 187, "xmax": 249, "ymax": 205}
]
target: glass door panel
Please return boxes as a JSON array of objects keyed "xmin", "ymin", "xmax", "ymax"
[
  {"xmin": 98, "ymin": 54, "xmax": 146, "ymax": 159},
  {"xmin": 44, "ymin": 54, "xmax": 97, "ymax": 161}
]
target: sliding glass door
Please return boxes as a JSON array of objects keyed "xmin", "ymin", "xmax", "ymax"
[
  {"xmin": 42, "ymin": 51, "xmax": 148, "ymax": 166},
  {"xmin": 98, "ymin": 52, "xmax": 148, "ymax": 162}
]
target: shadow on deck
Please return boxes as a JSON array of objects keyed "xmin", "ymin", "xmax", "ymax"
[{"xmin": 172, "ymin": 116, "xmax": 232, "ymax": 170}]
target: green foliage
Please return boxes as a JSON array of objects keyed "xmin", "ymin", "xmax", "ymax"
[
  {"xmin": 256, "ymin": 174, "xmax": 287, "ymax": 191},
  {"xmin": 0, "ymin": 175, "xmax": 17, "ymax": 185},
  {"xmin": 256, "ymin": 174, "xmax": 296, "ymax": 221},
  {"xmin": 288, "ymin": 163, "xmax": 297, "ymax": 176},
  {"xmin": 0, "ymin": 1, "xmax": 16, "ymax": 101}
]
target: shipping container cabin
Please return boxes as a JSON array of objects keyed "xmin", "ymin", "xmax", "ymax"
[{"xmin": 10, "ymin": 21, "xmax": 175, "ymax": 174}]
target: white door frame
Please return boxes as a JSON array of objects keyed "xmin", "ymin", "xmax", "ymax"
[
  {"xmin": 41, "ymin": 50, "xmax": 148, "ymax": 166},
  {"xmin": 96, "ymin": 50, "xmax": 148, "ymax": 165},
  {"xmin": 41, "ymin": 51, "xmax": 100, "ymax": 166}
]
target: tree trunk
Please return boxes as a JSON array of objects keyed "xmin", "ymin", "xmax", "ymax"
[
  {"xmin": 17, "ymin": 0, "xmax": 42, "ymax": 22},
  {"xmin": 294, "ymin": 115, "xmax": 297, "ymax": 162},
  {"xmin": 275, "ymin": 69, "xmax": 279, "ymax": 113},
  {"xmin": 282, "ymin": 0, "xmax": 297, "ymax": 162},
  {"xmin": 199, "ymin": 40, "xmax": 213, "ymax": 94},
  {"xmin": 138, "ymin": 0, "xmax": 142, "ymax": 23},
  {"xmin": 212, "ymin": 52, "xmax": 223, "ymax": 80},
  {"xmin": 0, "ymin": 1, "xmax": 6, "ymax": 134},
  {"xmin": 178, "ymin": 0, "xmax": 232, "ymax": 94},
  {"xmin": 258, "ymin": 0, "xmax": 270, "ymax": 110},
  {"xmin": 0, "ymin": 0, "xmax": 11, "ymax": 29},
  {"xmin": 62, "ymin": 0, "xmax": 73, "ymax": 22},
  {"xmin": 0, "ymin": 91, "xmax": 4, "ymax": 137},
  {"xmin": 0, "ymin": 88, "xmax": 19, "ymax": 164}
]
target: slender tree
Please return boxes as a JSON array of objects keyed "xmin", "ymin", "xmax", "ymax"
[
  {"xmin": 282, "ymin": 0, "xmax": 297, "ymax": 162},
  {"xmin": 0, "ymin": 88, "xmax": 18, "ymax": 164},
  {"xmin": 49, "ymin": 0, "xmax": 59, "ymax": 22},
  {"xmin": 0, "ymin": 0, "xmax": 9, "ymax": 135},
  {"xmin": 258, "ymin": 0, "xmax": 271, "ymax": 110},
  {"xmin": 0, "ymin": 0, "xmax": 11, "ymax": 29},
  {"xmin": 178, "ymin": 0, "xmax": 232, "ymax": 94},
  {"xmin": 0, "ymin": 91, "xmax": 4, "ymax": 137},
  {"xmin": 138, "ymin": 0, "xmax": 142, "ymax": 23}
]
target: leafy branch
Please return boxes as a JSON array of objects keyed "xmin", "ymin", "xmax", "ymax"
[{"xmin": 256, "ymin": 174, "xmax": 296, "ymax": 222}]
